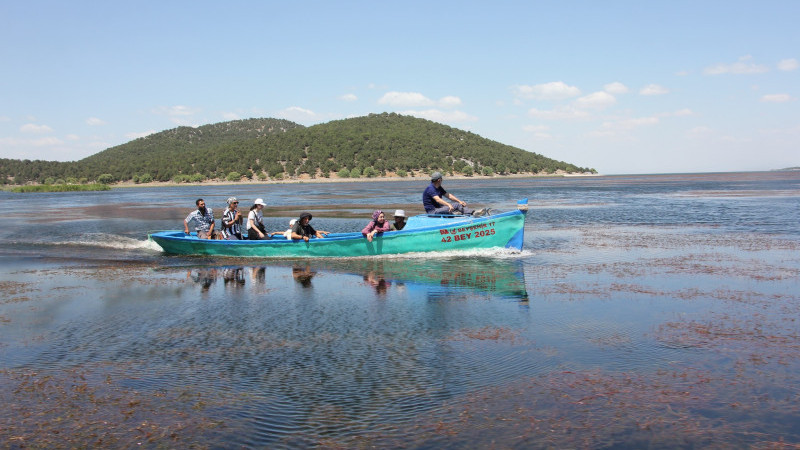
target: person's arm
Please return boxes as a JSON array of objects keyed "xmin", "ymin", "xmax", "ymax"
[
  {"xmin": 432, "ymin": 195, "xmax": 454, "ymax": 211},
  {"xmin": 446, "ymin": 192, "xmax": 466, "ymax": 207},
  {"xmin": 184, "ymin": 219, "xmax": 191, "ymax": 234},
  {"xmin": 361, "ymin": 222, "xmax": 374, "ymax": 236}
]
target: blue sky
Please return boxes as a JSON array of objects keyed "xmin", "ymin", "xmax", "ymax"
[{"xmin": 1, "ymin": 1, "xmax": 798, "ymax": 174}]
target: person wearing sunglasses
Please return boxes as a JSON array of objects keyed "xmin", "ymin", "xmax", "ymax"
[{"xmin": 221, "ymin": 197, "xmax": 243, "ymax": 240}]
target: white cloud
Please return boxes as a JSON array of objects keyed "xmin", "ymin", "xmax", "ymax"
[
  {"xmin": 153, "ymin": 105, "xmax": 199, "ymax": 116},
  {"xmin": 596, "ymin": 117, "xmax": 659, "ymax": 135},
  {"xmin": 639, "ymin": 84, "xmax": 669, "ymax": 96},
  {"xmin": 0, "ymin": 136, "xmax": 63, "ymax": 146},
  {"xmin": 438, "ymin": 96, "xmax": 462, "ymax": 108},
  {"xmin": 399, "ymin": 109, "xmax": 477, "ymax": 123},
  {"xmin": 528, "ymin": 107, "xmax": 590, "ymax": 120},
  {"xmin": 575, "ymin": 91, "xmax": 617, "ymax": 109},
  {"xmin": 703, "ymin": 55, "xmax": 769, "ymax": 75},
  {"xmin": 378, "ymin": 91, "xmax": 435, "ymax": 107},
  {"xmin": 20, "ymin": 123, "xmax": 53, "ymax": 133},
  {"xmin": 222, "ymin": 112, "xmax": 240, "ymax": 120},
  {"xmin": 152, "ymin": 105, "xmax": 201, "ymax": 125},
  {"xmin": 761, "ymin": 94, "xmax": 793, "ymax": 103},
  {"xmin": 339, "ymin": 93, "xmax": 358, "ymax": 102},
  {"xmin": 512, "ymin": 81, "xmax": 581, "ymax": 100},
  {"xmin": 675, "ymin": 70, "xmax": 690, "ymax": 76},
  {"xmin": 86, "ymin": 117, "xmax": 106, "ymax": 126},
  {"xmin": 378, "ymin": 91, "xmax": 463, "ymax": 109},
  {"xmin": 777, "ymin": 58, "xmax": 799, "ymax": 71},
  {"xmin": 522, "ymin": 124, "xmax": 552, "ymax": 139},
  {"xmin": 523, "ymin": 124, "xmax": 550, "ymax": 132},
  {"xmin": 125, "ymin": 130, "xmax": 156, "ymax": 140},
  {"xmin": 65, "ymin": 134, "xmax": 80, "ymax": 140},
  {"xmin": 618, "ymin": 117, "xmax": 659, "ymax": 129},
  {"xmin": 687, "ymin": 126, "xmax": 713, "ymax": 138},
  {"xmin": 604, "ymin": 82, "xmax": 629, "ymax": 94},
  {"xmin": 0, "ymin": 116, "xmax": 10, "ymax": 122},
  {"xmin": 277, "ymin": 106, "xmax": 318, "ymax": 123},
  {"xmin": 672, "ymin": 108, "xmax": 693, "ymax": 116}
]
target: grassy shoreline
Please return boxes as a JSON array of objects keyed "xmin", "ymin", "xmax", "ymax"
[{"xmin": 6, "ymin": 183, "xmax": 111, "ymax": 193}]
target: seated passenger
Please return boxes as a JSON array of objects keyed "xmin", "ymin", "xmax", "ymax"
[
  {"xmin": 291, "ymin": 212, "xmax": 326, "ymax": 242},
  {"xmin": 221, "ymin": 197, "xmax": 243, "ymax": 240},
  {"xmin": 362, "ymin": 210, "xmax": 391, "ymax": 242},
  {"xmin": 184, "ymin": 198, "xmax": 215, "ymax": 239},
  {"xmin": 422, "ymin": 172, "xmax": 485, "ymax": 216},
  {"xmin": 390, "ymin": 209, "xmax": 406, "ymax": 231},
  {"xmin": 270, "ymin": 219, "xmax": 297, "ymax": 240},
  {"xmin": 246, "ymin": 198, "xmax": 269, "ymax": 240}
]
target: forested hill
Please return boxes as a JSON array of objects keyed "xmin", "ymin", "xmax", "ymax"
[{"xmin": 1, "ymin": 113, "xmax": 595, "ymax": 185}]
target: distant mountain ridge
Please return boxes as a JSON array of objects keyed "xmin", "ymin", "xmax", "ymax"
[{"xmin": 1, "ymin": 113, "xmax": 595, "ymax": 185}]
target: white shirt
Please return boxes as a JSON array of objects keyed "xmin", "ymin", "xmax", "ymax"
[{"xmin": 247, "ymin": 210, "xmax": 263, "ymax": 230}]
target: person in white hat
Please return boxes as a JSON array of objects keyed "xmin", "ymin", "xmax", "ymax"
[
  {"xmin": 391, "ymin": 209, "xmax": 407, "ymax": 231},
  {"xmin": 278, "ymin": 219, "xmax": 297, "ymax": 240},
  {"xmin": 246, "ymin": 198, "xmax": 269, "ymax": 240}
]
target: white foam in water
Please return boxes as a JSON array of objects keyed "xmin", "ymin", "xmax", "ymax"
[{"xmin": 64, "ymin": 233, "xmax": 164, "ymax": 252}]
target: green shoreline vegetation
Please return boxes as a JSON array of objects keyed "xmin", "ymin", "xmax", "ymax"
[
  {"xmin": 7, "ymin": 183, "xmax": 111, "ymax": 193},
  {"xmin": 1, "ymin": 113, "xmax": 596, "ymax": 187}
]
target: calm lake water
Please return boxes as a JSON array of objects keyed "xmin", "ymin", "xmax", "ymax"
[{"xmin": 1, "ymin": 172, "xmax": 799, "ymax": 448}]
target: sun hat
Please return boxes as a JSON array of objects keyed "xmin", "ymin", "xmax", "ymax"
[
  {"xmin": 299, "ymin": 212, "xmax": 313, "ymax": 221},
  {"xmin": 254, "ymin": 198, "xmax": 267, "ymax": 206},
  {"xmin": 289, "ymin": 219, "xmax": 297, "ymax": 226},
  {"xmin": 430, "ymin": 171, "xmax": 443, "ymax": 181},
  {"xmin": 394, "ymin": 209, "xmax": 406, "ymax": 218},
  {"xmin": 226, "ymin": 196, "xmax": 238, "ymax": 204}
]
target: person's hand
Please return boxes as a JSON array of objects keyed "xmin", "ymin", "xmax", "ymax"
[
  {"xmin": 303, "ymin": 236, "xmax": 310, "ymax": 242},
  {"xmin": 367, "ymin": 231, "xmax": 374, "ymax": 242},
  {"xmin": 448, "ymin": 203, "xmax": 454, "ymax": 212},
  {"xmin": 459, "ymin": 200, "xmax": 466, "ymax": 207}
]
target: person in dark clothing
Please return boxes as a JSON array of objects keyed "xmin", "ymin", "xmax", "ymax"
[{"xmin": 290, "ymin": 212, "xmax": 327, "ymax": 242}]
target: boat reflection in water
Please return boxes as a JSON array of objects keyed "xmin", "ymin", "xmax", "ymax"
[{"xmin": 183, "ymin": 256, "xmax": 528, "ymax": 300}]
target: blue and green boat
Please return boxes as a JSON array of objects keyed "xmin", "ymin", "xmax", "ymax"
[{"xmin": 149, "ymin": 199, "xmax": 528, "ymax": 258}]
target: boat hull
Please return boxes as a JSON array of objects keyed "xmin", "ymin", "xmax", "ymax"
[{"xmin": 149, "ymin": 207, "xmax": 526, "ymax": 258}]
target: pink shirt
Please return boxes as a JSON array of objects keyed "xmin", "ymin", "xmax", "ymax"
[{"xmin": 362, "ymin": 220, "xmax": 391, "ymax": 235}]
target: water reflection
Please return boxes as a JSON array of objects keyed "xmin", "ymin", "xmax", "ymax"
[
  {"xmin": 180, "ymin": 257, "xmax": 527, "ymax": 300},
  {"xmin": 292, "ymin": 263, "xmax": 316, "ymax": 288},
  {"xmin": 188, "ymin": 268, "xmax": 218, "ymax": 291}
]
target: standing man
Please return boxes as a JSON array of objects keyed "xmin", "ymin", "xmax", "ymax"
[
  {"xmin": 422, "ymin": 172, "xmax": 483, "ymax": 216},
  {"xmin": 184, "ymin": 198, "xmax": 215, "ymax": 239}
]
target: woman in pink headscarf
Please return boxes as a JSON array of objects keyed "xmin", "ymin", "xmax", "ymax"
[{"xmin": 361, "ymin": 210, "xmax": 391, "ymax": 242}]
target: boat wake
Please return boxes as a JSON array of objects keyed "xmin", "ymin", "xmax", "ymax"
[
  {"xmin": 8, "ymin": 233, "xmax": 164, "ymax": 252},
  {"xmin": 61, "ymin": 233, "xmax": 164, "ymax": 252}
]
